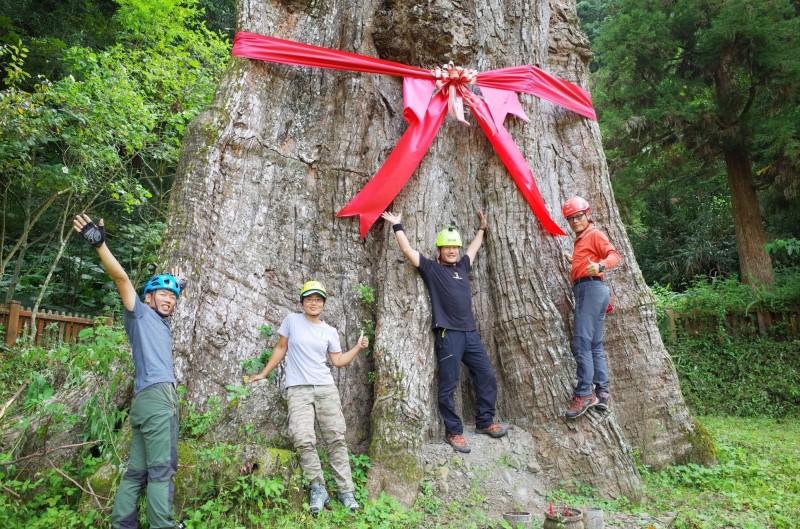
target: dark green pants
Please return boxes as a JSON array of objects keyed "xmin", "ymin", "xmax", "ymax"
[{"xmin": 111, "ymin": 382, "xmax": 178, "ymax": 529}]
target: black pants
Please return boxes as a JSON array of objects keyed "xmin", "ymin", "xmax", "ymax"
[{"xmin": 434, "ymin": 329, "xmax": 498, "ymax": 435}]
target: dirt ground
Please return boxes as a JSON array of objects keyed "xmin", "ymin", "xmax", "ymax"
[{"xmin": 417, "ymin": 425, "xmax": 678, "ymax": 528}]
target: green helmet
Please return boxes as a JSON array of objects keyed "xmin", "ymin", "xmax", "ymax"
[
  {"xmin": 435, "ymin": 225, "xmax": 462, "ymax": 247},
  {"xmin": 300, "ymin": 280, "xmax": 327, "ymax": 301}
]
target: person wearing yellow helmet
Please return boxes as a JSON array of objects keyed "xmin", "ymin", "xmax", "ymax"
[
  {"xmin": 244, "ymin": 280, "xmax": 368, "ymax": 514},
  {"xmin": 381, "ymin": 210, "xmax": 507, "ymax": 454},
  {"xmin": 561, "ymin": 196, "xmax": 621, "ymax": 419}
]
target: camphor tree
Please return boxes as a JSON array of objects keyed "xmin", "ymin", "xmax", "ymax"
[
  {"xmin": 163, "ymin": 0, "xmax": 711, "ymax": 503},
  {"xmin": 593, "ymin": 0, "xmax": 800, "ymax": 287}
]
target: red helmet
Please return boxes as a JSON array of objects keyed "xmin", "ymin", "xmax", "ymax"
[{"xmin": 562, "ymin": 196, "xmax": 591, "ymax": 218}]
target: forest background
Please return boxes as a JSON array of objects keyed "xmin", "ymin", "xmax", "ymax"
[{"xmin": 1, "ymin": 1, "xmax": 798, "ymax": 528}]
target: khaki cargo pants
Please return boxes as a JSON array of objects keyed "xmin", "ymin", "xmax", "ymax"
[{"xmin": 287, "ymin": 384, "xmax": 354, "ymax": 493}]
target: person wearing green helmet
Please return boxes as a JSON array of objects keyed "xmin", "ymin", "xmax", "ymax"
[
  {"xmin": 73, "ymin": 214, "xmax": 187, "ymax": 529},
  {"xmin": 244, "ymin": 280, "xmax": 369, "ymax": 514},
  {"xmin": 381, "ymin": 210, "xmax": 507, "ymax": 454}
]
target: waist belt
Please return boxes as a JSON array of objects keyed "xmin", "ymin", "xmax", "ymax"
[{"xmin": 573, "ymin": 276, "xmax": 603, "ymax": 286}]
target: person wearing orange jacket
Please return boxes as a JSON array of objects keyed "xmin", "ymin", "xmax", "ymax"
[{"xmin": 561, "ymin": 197, "xmax": 621, "ymax": 419}]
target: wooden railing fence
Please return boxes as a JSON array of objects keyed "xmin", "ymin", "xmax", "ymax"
[
  {"xmin": 0, "ymin": 300, "xmax": 112, "ymax": 347},
  {"xmin": 663, "ymin": 306, "xmax": 800, "ymax": 341}
]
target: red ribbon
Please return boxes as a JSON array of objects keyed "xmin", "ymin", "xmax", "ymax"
[{"xmin": 232, "ymin": 31, "xmax": 597, "ymax": 237}]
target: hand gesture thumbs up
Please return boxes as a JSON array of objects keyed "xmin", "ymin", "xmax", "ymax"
[
  {"xmin": 358, "ymin": 331, "xmax": 369, "ymax": 349},
  {"xmin": 586, "ymin": 258, "xmax": 602, "ymax": 276}
]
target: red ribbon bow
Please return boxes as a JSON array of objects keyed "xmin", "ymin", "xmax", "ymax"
[{"xmin": 232, "ymin": 32, "xmax": 597, "ymax": 237}]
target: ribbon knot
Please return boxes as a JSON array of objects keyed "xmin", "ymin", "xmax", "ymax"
[
  {"xmin": 231, "ymin": 32, "xmax": 597, "ymax": 238},
  {"xmin": 432, "ymin": 62, "xmax": 479, "ymax": 88},
  {"xmin": 431, "ymin": 62, "xmax": 482, "ymax": 125}
]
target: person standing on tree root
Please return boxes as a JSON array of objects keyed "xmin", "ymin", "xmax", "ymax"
[
  {"xmin": 381, "ymin": 210, "xmax": 508, "ymax": 454},
  {"xmin": 243, "ymin": 281, "xmax": 368, "ymax": 514},
  {"xmin": 73, "ymin": 214, "xmax": 186, "ymax": 529},
  {"xmin": 561, "ymin": 197, "xmax": 621, "ymax": 419}
]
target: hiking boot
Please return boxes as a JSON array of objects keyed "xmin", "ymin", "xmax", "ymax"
[
  {"xmin": 337, "ymin": 491, "xmax": 360, "ymax": 512},
  {"xmin": 476, "ymin": 423, "xmax": 508, "ymax": 438},
  {"xmin": 309, "ymin": 483, "xmax": 330, "ymax": 514},
  {"xmin": 565, "ymin": 394, "xmax": 598, "ymax": 419},
  {"xmin": 595, "ymin": 392, "xmax": 611, "ymax": 411},
  {"xmin": 445, "ymin": 433, "xmax": 472, "ymax": 453}
]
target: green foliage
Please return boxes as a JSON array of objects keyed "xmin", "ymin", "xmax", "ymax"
[
  {"xmin": 652, "ymin": 270, "xmax": 800, "ymax": 418},
  {"xmin": 354, "ymin": 284, "xmax": 376, "ymax": 305},
  {"xmin": 0, "ymin": 325, "xmax": 129, "ymax": 526},
  {"xmin": 179, "ymin": 392, "xmax": 223, "ymax": 438},
  {"xmin": 0, "ymin": 467, "xmax": 105, "ymax": 528},
  {"xmin": 6, "ymin": 327, "xmax": 798, "ymax": 528},
  {"xmin": 0, "ymin": 0, "xmax": 229, "ymax": 314},
  {"xmin": 653, "ymin": 268, "xmax": 800, "ymax": 327},
  {"xmin": 766, "ymin": 238, "xmax": 800, "ymax": 269},
  {"xmin": 576, "ymin": 0, "xmax": 610, "ymax": 43},
  {"xmin": 354, "ymin": 284, "xmax": 376, "ymax": 357},
  {"xmin": 585, "ymin": 0, "xmax": 800, "ymax": 286},
  {"xmin": 240, "ymin": 323, "xmax": 277, "ymax": 381},
  {"xmin": 670, "ymin": 334, "xmax": 800, "ymax": 418}
]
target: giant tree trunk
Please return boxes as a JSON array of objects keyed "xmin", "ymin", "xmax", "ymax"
[{"xmin": 163, "ymin": 0, "xmax": 710, "ymax": 504}]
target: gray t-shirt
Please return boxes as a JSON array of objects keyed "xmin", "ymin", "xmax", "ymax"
[
  {"xmin": 123, "ymin": 297, "xmax": 176, "ymax": 394},
  {"xmin": 278, "ymin": 312, "xmax": 342, "ymax": 387}
]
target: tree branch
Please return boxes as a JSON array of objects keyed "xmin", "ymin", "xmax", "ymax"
[
  {"xmin": 0, "ymin": 441, "xmax": 101, "ymax": 466},
  {"xmin": 45, "ymin": 456, "xmax": 110, "ymax": 502},
  {"xmin": 0, "ymin": 380, "xmax": 28, "ymax": 422}
]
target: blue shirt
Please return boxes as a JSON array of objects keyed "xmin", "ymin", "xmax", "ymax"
[
  {"xmin": 417, "ymin": 255, "xmax": 477, "ymax": 331},
  {"xmin": 124, "ymin": 297, "xmax": 176, "ymax": 394}
]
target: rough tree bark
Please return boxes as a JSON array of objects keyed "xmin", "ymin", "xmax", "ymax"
[{"xmin": 162, "ymin": 0, "xmax": 711, "ymax": 505}]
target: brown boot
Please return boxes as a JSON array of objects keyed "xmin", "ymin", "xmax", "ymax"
[
  {"xmin": 476, "ymin": 423, "xmax": 508, "ymax": 438},
  {"xmin": 445, "ymin": 433, "xmax": 472, "ymax": 453},
  {"xmin": 565, "ymin": 394, "xmax": 598, "ymax": 419}
]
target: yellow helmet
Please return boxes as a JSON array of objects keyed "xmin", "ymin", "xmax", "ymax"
[
  {"xmin": 435, "ymin": 225, "xmax": 462, "ymax": 247},
  {"xmin": 300, "ymin": 280, "xmax": 327, "ymax": 301}
]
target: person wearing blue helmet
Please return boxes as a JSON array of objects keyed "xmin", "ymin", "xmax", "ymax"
[{"xmin": 73, "ymin": 213, "xmax": 187, "ymax": 529}]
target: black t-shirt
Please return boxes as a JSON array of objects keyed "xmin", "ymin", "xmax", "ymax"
[{"xmin": 417, "ymin": 255, "xmax": 477, "ymax": 331}]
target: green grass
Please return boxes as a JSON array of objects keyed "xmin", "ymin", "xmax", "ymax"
[
  {"xmin": 643, "ymin": 416, "xmax": 800, "ymax": 529},
  {"xmin": 548, "ymin": 416, "xmax": 800, "ymax": 529}
]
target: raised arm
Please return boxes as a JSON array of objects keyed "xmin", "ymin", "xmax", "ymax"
[
  {"xmin": 243, "ymin": 335, "xmax": 289, "ymax": 384},
  {"xmin": 381, "ymin": 211, "xmax": 420, "ymax": 267},
  {"xmin": 73, "ymin": 214, "xmax": 137, "ymax": 311},
  {"xmin": 464, "ymin": 210, "xmax": 488, "ymax": 264}
]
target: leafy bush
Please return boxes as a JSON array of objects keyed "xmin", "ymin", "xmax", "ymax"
[
  {"xmin": 653, "ymin": 268, "xmax": 800, "ymax": 324},
  {"xmin": 652, "ymin": 270, "xmax": 800, "ymax": 418},
  {"xmin": 670, "ymin": 335, "xmax": 800, "ymax": 418}
]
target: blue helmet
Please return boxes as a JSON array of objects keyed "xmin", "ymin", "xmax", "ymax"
[{"xmin": 144, "ymin": 274, "xmax": 181, "ymax": 298}]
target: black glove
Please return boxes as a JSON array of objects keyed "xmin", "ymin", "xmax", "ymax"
[
  {"xmin": 175, "ymin": 275, "xmax": 189, "ymax": 292},
  {"xmin": 80, "ymin": 222, "xmax": 105, "ymax": 248}
]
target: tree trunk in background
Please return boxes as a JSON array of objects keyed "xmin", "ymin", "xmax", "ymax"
[
  {"xmin": 724, "ymin": 150, "xmax": 775, "ymax": 287},
  {"xmin": 162, "ymin": 0, "xmax": 711, "ymax": 504},
  {"xmin": 715, "ymin": 48, "xmax": 774, "ymax": 287}
]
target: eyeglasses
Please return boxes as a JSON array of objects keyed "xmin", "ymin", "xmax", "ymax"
[
  {"xmin": 566, "ymin": 212, "xmax": 586, "ymax": 222},
  {"xmin": 303, "ymin": 297, "xmax": 325, "ymax": 304}
]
